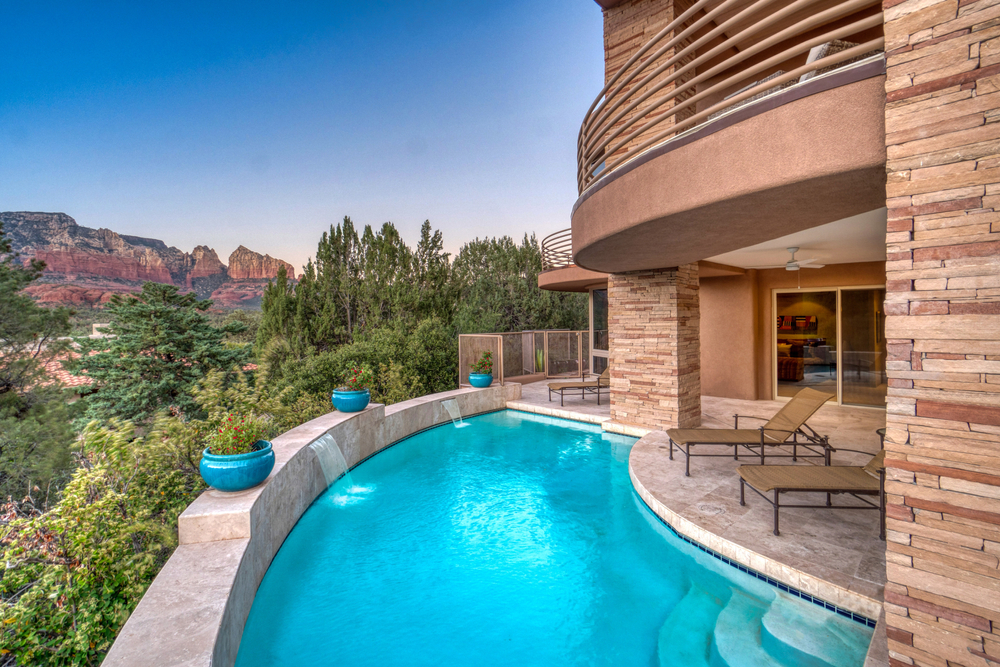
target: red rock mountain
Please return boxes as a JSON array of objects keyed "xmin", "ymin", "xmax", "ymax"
[
  {"xmin": 1, "ymin": 211, "xmax": 297, "ymax": 309},
  {"xmin": 227, "ymin": 245, "xmax": 297, "ymax": 280}
]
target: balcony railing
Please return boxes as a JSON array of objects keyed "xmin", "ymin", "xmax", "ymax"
[
  {"xmin": 459, "ymin": 330, "xmax": 590, "ymax": 386},
  {"xmin": 577, "ymin": 0, "xmax": 885, "ymax": 193},
  {"xmin": 541, "ymin": 228, "xmax": 573, "ymax": 271}
]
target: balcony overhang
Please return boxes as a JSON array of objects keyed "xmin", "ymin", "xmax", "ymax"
[
  {"xmin": 538, "ymin": 264, "xmax": 607, "ymax": 292},
  {"xmin": 571, "ymin": 68, "xmax": 887, "ymax": 274},
  {"xmin": 537, "ymin": 260, "xmax": 744, "ymax": 292}
]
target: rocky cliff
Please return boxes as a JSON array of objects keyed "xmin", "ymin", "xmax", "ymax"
[
  {"xmin": 227, "ymin": 245, "xmax": 297, "ymax": 280},
  {"xmin": 1, "ymin": 212, "xmax": 297, "ymax": 309}
]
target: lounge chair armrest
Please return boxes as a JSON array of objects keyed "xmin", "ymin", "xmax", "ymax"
[
  {"xmin": 734, "ymin": 414, "xmax": 768, "ymax": 428},
  {"xmin": 753, "ymin": 426, "xmax": 830, "ymax": 446}
]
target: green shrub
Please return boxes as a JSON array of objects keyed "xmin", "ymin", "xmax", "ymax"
[
  {"xmin": 0, "ymin": 419, "xmax": 204, "ymax": 665},
  {"xmin": 0, "ymin": 370, "xmax": 331, "ymax": 666}
]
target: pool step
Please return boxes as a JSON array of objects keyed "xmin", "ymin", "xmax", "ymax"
[
  {"xmin": 710, "ymin": 588, "xmax": 780, "ymax": 667},
  {"xmin": 760, "ymin": 592, "xmax": 873, "ymax": 667},
  {"xmin": 657, "ymin": 584, "xmax": 725, "ymax": 667}
]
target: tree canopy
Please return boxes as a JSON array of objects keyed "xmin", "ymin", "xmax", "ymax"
[
  {"xmin": 71, "ymin": 283, "xmax": 250, "ymax": 424},
  {"xmin": 253, "ymin": 217, "xmax": 587, "ymax": 403},
  {"xmin": 0, "ymin": 222, "xmax": 71, "ymax": 401}
]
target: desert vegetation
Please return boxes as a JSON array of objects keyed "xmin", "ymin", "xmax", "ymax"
[{"xmin": 0, "ymin": 218, "xmax": 586, "ymax": 665}]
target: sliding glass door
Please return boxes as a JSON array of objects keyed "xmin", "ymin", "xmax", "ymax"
[
  {"xmin": 591, "ymin": 288, "xmax": 608, "ymax": 375},
  {"xmin": 840, "ymin": 288, "xmax": 887, "ymax": 407},
  {"xmin": 774, "ymin": 287, "xmax": 886, "ymax": 407}
]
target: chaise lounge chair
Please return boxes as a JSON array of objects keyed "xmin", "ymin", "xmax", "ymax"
[
  {"xmin": 738, "ymin": 449, "xmax": 886, "ymax": 538},
  {"xmin": 667, "ymin": 387, "xmax": 834, "ymax": 476},
  {"xmin": 548, "ymin": 368, "xmax": 610, "ymax": 407}
]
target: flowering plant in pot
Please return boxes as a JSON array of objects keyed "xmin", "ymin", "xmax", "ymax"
[
  {"xmin": 199, "ymin": 412, "xmax": 276, "ymax": 492},
  {"xmin": 333, "ymin": 364, "xmax": 374, "ymax": 412},
  {"xmin": 468, "ymin": 351, "xmax": 494, "ymax": 388}
]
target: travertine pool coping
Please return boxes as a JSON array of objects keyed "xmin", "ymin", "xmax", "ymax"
[
  {"xmin": 104, "ymin": 384, "xmax": 520, "ymax": 667},
  {"xmin": 629, "ymin": 431, "xmax": 884, "ymax": 622},
  {"xmin": 506, "ymin": 398, "xmax": 653, "ymax": 438}
]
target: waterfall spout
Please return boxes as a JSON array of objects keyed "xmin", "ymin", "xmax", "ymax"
[
  {"xmin": 310, "ymin": 433, "xmax": 353, "ymax": 489},
  {"xmin": 441, "ymin": 399, "xmax": 468, "ymax": 428}
]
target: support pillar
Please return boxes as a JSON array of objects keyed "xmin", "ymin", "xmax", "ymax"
[
  {"xmin": 608, "ymin": 264, "xmax": 700, "ymax": 430},
  {"xmin": 882, "ymin": 2, "xmax": 1000, "ymax": 665}
]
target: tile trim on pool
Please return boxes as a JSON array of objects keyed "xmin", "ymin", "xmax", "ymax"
[
  {"xmin": 346, "ymin": 407, "xmax": 509, "ymax": 472},
  {"xmin": 634, "ymin": 491, "xmax": 877, "ymax": 628},
  {"xmin": 505, "ymin": 401, "xmax": 653, "ymax": 438},
  {"xmin": 630, "ymin": 463, "xmax": 883, "ymax": 623}
]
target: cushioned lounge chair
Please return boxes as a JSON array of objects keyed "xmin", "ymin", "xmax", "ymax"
[
  {"xmin": 667, "ymin": 387, "xmax": 833, "ymax": 476},
  {"xmin": 738, "ymin": 449, "xmax": 886, "ymax": 538},
  {"xmin": 548, "ymin": 368, "xmax": 610, "ymax": 407}
]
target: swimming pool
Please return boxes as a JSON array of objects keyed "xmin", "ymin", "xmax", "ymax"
[{"xmin": 236, "ymin": 410, "xmax": 872, "ymax": 667}]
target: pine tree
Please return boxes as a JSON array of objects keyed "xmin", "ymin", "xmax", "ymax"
[
  {"xmin": 255, "ymin": 265, "xmax": 295, "ymax": 354},
  {"xmin": 0, "ymin": 222, "xmax": 71, "ymax": 399},
  {"xmin": 72, "ymin": 283, "xmax": 250, "ymax": 423}
]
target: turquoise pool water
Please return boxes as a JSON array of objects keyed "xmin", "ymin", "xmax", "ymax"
[{"xmin": 236, "ymin": 410, "xmax": 872, "ymax": 667}]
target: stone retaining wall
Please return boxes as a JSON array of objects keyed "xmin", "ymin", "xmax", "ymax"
[{"xmin": 103, "ymin": 384, "xmax": 520, "ymax": 667}]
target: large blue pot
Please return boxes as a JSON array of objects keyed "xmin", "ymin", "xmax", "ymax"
[
  {"xmin": 468, "ymin": 373, "xmax": 494, "ymax": 388},
  {"xmin": 199, "ymin": 441, "xmax": 275, "ymax": 492},
  {"xmin": 332, "ymin": 388, "xmax": 371, "ymax": 412}
]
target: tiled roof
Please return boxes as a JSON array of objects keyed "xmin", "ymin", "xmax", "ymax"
[{"xmin": 41, "ymin": 352, "xmax": 93, "ymax": 389}]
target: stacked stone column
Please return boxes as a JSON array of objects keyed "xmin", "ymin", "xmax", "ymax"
[
  {"xmin": 608, "ymin": 264, "xmax": 700, "ymax": 430},
  {"xmin": 883, "ymin": 0, "xmax": 1000, "ymax": 664}
]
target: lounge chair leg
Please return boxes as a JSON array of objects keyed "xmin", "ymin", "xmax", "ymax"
[
  {"xmin": 740, "ymin": 479, "xmax": 745, "ymax": 506},
  {"xmin": 793, "ymin": 440, "xmax": 798, "ymax": 462},
  {"xmin": 561, "ymin": 392, "xmax": 564, "ymax": 407},
  {"xmin": 669, "ymin": 438, "xmax": 674, "ymax": 460},
  {"xmin": 548, "ymin": 388, "xmax": 552, "ymax": 403},
  {"xmin": 773, "ymin": 490, "xmax": 780, "ymax": 536},
  {"xmin": 826, "ymin": 492, "xmax": 832, "ymax": 507},
  {"xmin": 685, "ymin": 445, "xmax": 691, "ymax": 477}
]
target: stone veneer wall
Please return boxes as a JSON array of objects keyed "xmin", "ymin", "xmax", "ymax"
[
  {"xmin": 882, "ymin": 0, "xmax": 1000, "ymax": 665},
  {"xmin": 103, "ymin": 385, "xmax": 520, "ymax": 667},
  {"xmin": 601, "ymin": 0, "xmax": 695, "ymax": 164},
  {"xmin": 608, "ymin": 264, "xmax": 700, "ymax": 430}
]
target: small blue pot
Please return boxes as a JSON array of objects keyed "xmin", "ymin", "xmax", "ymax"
[
  {"xmin": 199, "ymin": 441, "xmax": 275, "ymax": 492},
  {"xmin": 332, "ymin": 388, "xmax": 371, "ymax": 412},
  {"xmin": 468, "ymin": 373, "xmax": 494, "ymax": 388}
]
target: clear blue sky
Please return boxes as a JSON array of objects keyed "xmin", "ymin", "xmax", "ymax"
[{"xmin": 1, "ymin": 1, "xmax": 603, "ymax": 272}]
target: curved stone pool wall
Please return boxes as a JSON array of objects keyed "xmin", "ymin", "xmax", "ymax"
[{"xmin": 103, "ymin": 384, "xmax": 519, "ymax": 667}]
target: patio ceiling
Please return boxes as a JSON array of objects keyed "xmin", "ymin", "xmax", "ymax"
[{"xmin": 704, "ymin": 208, "xmax": 887, "ymax": 269}]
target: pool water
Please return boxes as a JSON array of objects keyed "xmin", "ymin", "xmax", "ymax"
[{"xmin": 236, "ymin": 410, "xmax": 872, "ymax": 667}]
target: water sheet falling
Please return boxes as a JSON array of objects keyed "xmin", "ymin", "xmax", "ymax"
[
  {"xmin": 310, "ymin": 433, "xmax": 353, "ymax": 489},
  {"xmin": 441, "ymin": 399, "xmax": 469, "ymax": 428}
]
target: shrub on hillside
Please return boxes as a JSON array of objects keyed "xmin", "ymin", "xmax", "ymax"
[
  {"xmin": 0, "ymin": 371, "xmax": 331, "ymax": 666},
  {"xmin": 0, "ymin": 419, "xmax": 203, "ymax": 666}
]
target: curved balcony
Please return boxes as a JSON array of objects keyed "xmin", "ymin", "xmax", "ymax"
[
  {"xmin": 539, "ymin": 228, "xmax": 607, "ymax": 292},
  {"xmin": 572, "ymin": 0, "xmax": 887, "ymax": 274}
]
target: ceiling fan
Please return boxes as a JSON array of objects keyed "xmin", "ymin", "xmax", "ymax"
[{"xmin": 755, "ymin": 247, "xmax": 825, "ymax": 271}]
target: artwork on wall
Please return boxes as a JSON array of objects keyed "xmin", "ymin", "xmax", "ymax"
[{"xmin": 777, "ymin": 315, "xmax": 818, "ymax": 334}]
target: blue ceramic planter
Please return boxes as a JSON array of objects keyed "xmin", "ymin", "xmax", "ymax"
[
  {"xmin": 468, "ymin": 373, "xmax": 494, "ymax": 388},
  {"xmin": 333, "ymin": 388, "xmax": 371, "ymax": 412},
  {"xmin": 200, "ymin": 441, "xmax": 275, "ymax": 492}
]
